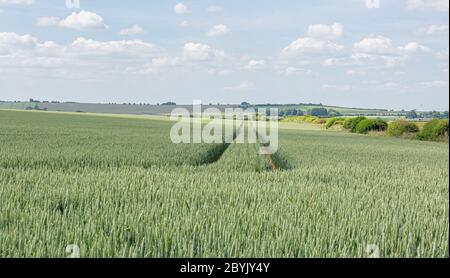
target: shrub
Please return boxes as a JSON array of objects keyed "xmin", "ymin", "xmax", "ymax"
[
  {"xmin": 325, "ymin": 117, "xmax": 346, "ymax": 129},
  {"xmin": 387, "ymin": 121, "xmax": 419, "ymax": 137},
  {"xmin": 343, "ymin": 117, "xmax": 367, "ymax": 132},
  {"xmin": 302, "ymin": 116, "xmax": 319, "ymax": 123},
  {"xmin": 313, "ymin": 118, "xmax": 327, "ymax": 124},
  {"xmin": 417, "ymin": 119, "xmax": 449, "ymax": 141},
  {"xmin": 354, "ymin": 118, "xmax": 388, "ymax": 134},
  {"xmin": 280, "ymin": 115, "xmax": 318, "ymax": 123}
]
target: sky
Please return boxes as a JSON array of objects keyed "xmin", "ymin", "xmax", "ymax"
[{"xmin": 0, "ymin": 0, "xmax": 448, "ymax": 110}]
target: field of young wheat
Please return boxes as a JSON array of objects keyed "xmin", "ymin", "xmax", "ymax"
[{"xmin": 0, "ymin": 110, "xmax": 448, "ymax": 258}]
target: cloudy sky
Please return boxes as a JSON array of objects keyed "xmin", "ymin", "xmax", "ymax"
[{"xmin": 0, "ymin": 0, "xmax": 448, "ymax": 110}]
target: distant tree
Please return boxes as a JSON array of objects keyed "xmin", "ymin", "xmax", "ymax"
[
  {"xmin": 406, "ymin": 110, "xmax": 418, "ymax": 119},
  {"xmin": 240, "ymin": 102, "xmax": 251, "ymax": 106},
  {"xmin": 308, "ymin": 108, "xmax": 328, "ymax": 117},
  {"xmin": 161, "ymin": 102, "xmax": 177, "ymax": 106},
  {"xmin": 328, "ymin": 109, "xmax": 342, "ymax": 117}
]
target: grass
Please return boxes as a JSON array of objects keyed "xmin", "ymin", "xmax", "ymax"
[{"xmin": 0, "ymin": 110, "xmax": 448, "ymax": 258}]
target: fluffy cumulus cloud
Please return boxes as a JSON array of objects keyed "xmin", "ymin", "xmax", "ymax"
[
  {"xmin": 68, "ymin": 38, "xmax": 163, "ymax": 57},
  {"xmin": 206, "ymin": 24, "xmax": 230, "ymax": 37},
  {"xmin": 353, "ymin": 35, "xmax": 431, "ymax": 55},
  {"xmin": 418, "ymin": 25, "xmax": 449, "ymax": 35},
  {"xmin": 37, "ymin": 11, "xmax": 107, "ymax": 30},
  {"xmin": 408, "ymin": 0, "xmax": 449, "ymax": 12},
  {"xmin": 182, "ymin": 42, "xmax": 215, "ymax": 60},
  {"xmin": 243, "ymin": 60, "xmax": 266, "ymax": 70},
  {"xmin": 174, "ymin": 3, "xmax": 188, "ymax": 14},
  {"xmin": 37, "ymin": 17, "xmax": 60, "ymax": 27},
  {"xmin": 307, "ymin": 23, "xmax": 344, "ymax": 40},
  {"xmin": 1, "ymin": 31, "xmax": 247, "ymax": 79},
  {"xmin": 283, "ymin": 37, "xmax": 344, "ymax": 55},
  {"xmin": 0, "ymin": 32, "xmax": 165, "ymax": 75},
  {"xmin": 0, "ymin": 0, "xmax": 34, "ymax": 6},
  {"xmin": 119, "ymin": 24, "xmax": 144, "ymax": 36},
  {"xmin": 283, "ymin": 24, "xmax": 345, "ymax": 55},
  {"xmin": 58, "ymin": 11, "xmax": 107, "ymax": 30},
  {"xmin": 0, "ymin": 32, "xmax": 37, "ymax": 48}
]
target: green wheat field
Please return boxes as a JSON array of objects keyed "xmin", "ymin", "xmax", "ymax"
[{"xmin": 0, "ymin": 110, "xmax": 448, "ymax": 258}]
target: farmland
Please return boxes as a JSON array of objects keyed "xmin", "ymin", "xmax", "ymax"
[
  {"xmin": 0, "ymin": 101, "xmax": 391, "ymax": 116},
  {"xmin": 0, "ymin": 110, "xmax": 448, "ymax": 258}
]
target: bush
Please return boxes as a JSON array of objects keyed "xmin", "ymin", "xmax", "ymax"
[
  {"xmin": 354, "ymin": 118, "xmax": 388, "ymax": 134},
  {"xmin": 280, "ymin": 115, "xmax": 318, "ymax": 123},
  {"xmin": 387, "ymin": 121, "xmax": 419, "ymax": 137},
  {"xmin": 416, "ymin": 119, "xmax": 449, "ymax": 141},
  {"xmin": 343, "ymin": 117, "xmax": 367, "ymax": 132},
  {"xmin": 302, "ymin": 115, "xmax": 319, "ymax": 123},
  {"xmin": 313, "ymin": 118, "xmax": 327, "ymax": 124},
  {"xmin": 325, "ymin": 117, "xmax": 346, "ymax": 129}
]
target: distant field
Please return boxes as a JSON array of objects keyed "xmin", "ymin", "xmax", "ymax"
[
  {"xmin": 0, "ymin": 110, "xmax": 448, "ymax": 257},
  {"xmin": 0, "ymin": 102, "xmax": 238, "ymax": 115},
  {"xmin": 255, "ymin": 104, "xmax": 390, "ymax": 115},
  {"xmin": 0, "ymin": 101, "xmax": 392, "ymax": 116}
]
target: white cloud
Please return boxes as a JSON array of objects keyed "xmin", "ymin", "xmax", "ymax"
[
  {"xmin": 285, "ymin": 67, "xmax": 313, "ymax": 76},
  {"xmin": 59, "ymin": 11, "xmax": 107, "ymax": 30},
  {"xmin": 180, "ymin": 20, "xmax": 189, "ymax": 28},
  {"xmin": 419, "ymin": 80, "xmax": 449, "ymax": 88},
  {"xmin": 418, "ymin": 24, "xmax": 449, "ymax": 35},
  {"xmin": 0, "ymin": 32, "xmax": 245, "ymax": 79},
  {"xmin": 68, "ymin": 37, "xmax": 163, "ymax": 57},
  {"xmin": 206, "ymin": 5, "xmax": 224, "ymax": 13},
  {"xmin": 206, "ymin": 24, "xmax": 230, "ymax": 37},
  {"xmin": 0, "ymin": 32, "xmax": 37, "ymax": 47},
  {"xmin": 307, "ymin": 23, "xmax": 344, "ymax": 40},
  {"xmin": 354, "ymin": 35, "xmax": 431, "ymax": 54},
  {"xmin": 37, "ymin": 17, "xmax": 60, "ymax": 27},
  {"xmin": 400, "ymin": 42, "xmax": 432, "ymax": 53},
  {"xmin": 345, "ymin": 69, "xmax": 367, "ymax": 77},
  {"xmin": 243, "ymin": 59, "xmax": 266, "ymax": 70},
  {"xmin": 120, "ymin": 24, "xmax": 144, "ymax": 36},
  {"xmin": 353, "ymin": 35, "xmax": 396, "ymax": 54},
  {"xmin": 408, "ymin": 0, "xmax": 449, "ymax": 12},
  {"xmin": 174, "ymin": 3, "xmax": 188, "ymax": 14},
  {"xmin": 183, "ymin": 42, "xmax": 212, "ymax": 61},
  {"xmin": 323, "ymin": 53, "xmax": 407, "ymax": 68},
  {"xmin": 223, "ymin": 81, "xmax": 252, "ymax": 91},
  {"xmin": 283, "ymin": 37, "xmax": 344, "ymax": 55},
  {"xmin": 38, "ymin": 11, "xmax": 107, "ymax": 30},
  {"xmin": 0, "ymin": 0, "xmax": 34, "ymax": 6}
]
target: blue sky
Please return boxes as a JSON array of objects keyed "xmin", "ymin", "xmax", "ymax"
[{"xmin": 0, "ymin": 0, "xmax": 448, "ymax": 110}]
